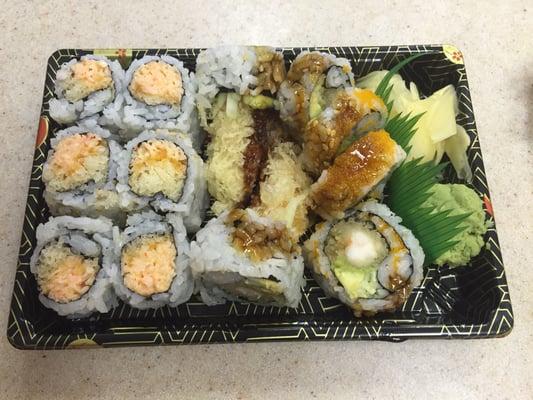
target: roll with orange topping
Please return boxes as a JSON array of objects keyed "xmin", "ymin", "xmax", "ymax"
[
  {"xmin": 112, "ymin": 55, "xmax": 198, "ymax": 144},
  {"xmin": 299, "ymin": 87, "xmax": 388, "ymax": 176},
  {"xmin": 310, "ymin": 130, "xmax": 406, "ymax": 220},
  {"xmin": 303, "ymin": 201, "xmax": 424, "ymax": 316},
  {"xmin": 30, "ymin": 216, "xmax": 117, "ymax": 317},
  {"xmin": 116, "ymin": 130, "xmax": 207, "ymax": 233},
  {"xmin": 108, "ymin": 211, "xmax": 193, "ymax": 309},
  {"xmin": 42, "ymin": 123, "xmax": 125, "ymax": 224},
  {"xmin": 49, "ymin": 55, "xmax": 124, "ymax": 124}
]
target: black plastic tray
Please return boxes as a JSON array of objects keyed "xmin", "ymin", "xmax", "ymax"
[{"xmin": 7, "ymin": 45, "xmax": 513, "ymax": 349}]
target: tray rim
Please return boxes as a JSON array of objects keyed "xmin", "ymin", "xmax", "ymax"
[{"xmin": 7, "ymin": 44, "xmax": 514, "ymax": 350}]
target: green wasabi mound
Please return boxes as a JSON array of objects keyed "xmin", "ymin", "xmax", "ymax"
[{"xmin": 424, "ymin": 184, "xmax": 489, "ymax": 267}]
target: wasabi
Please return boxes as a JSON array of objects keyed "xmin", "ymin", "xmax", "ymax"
[{"xmin": 424, "ymin": 184, "xmax": 489, "ymax": 267}]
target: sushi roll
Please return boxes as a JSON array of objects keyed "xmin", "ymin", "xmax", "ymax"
[
  {"xmin": 108, "ymin": 211, "xmax": 193, "ymax": 309},
  {"xmin": 49, "ymin": 55, "xmax": 124, "ymax": 124},
  {"xmin": 304, "ymin": 201, "xmax": 424, "ymax": 316},
  {"xmin": 277, "ymin": 51, "xmax": 355, "ymax": 135},
  {"xmin": 204, "ymin": 93, "xmax": 286, "ymax": 215},
  {"xmin": 197, "ymin": 46, "xmax": 288, "ymax": 215},
  {"xmin": 251, "ymin": 142, "xmax": 312, "ymax": 240},
  {"xmin": 30, "ymin": 216, "xmax": 118, "ymax": 317},
  {"xmin": 190, "ymin": 208, "xmax": 305, "ymax": 308},
  {"xmin": 42, "ymin": 122, "xmax": 125, "ymax": 224},
  {"xmin": 196, "ymin": 46, "xmax": 286, "ymax": 127},
  {"xmin": 310, "ymin": 130, "xmax": 406, "ymax": 220},
  {"xmin": 300, "ymin": 87, "xmax": 388, "ymax": 176},
  {"xmin": 116, "ymin": 129, "xmax": 207, "ymax": 232},
  {"xmin": 110, "ymin": 55, "xmax": 198, "ymax": 144}
]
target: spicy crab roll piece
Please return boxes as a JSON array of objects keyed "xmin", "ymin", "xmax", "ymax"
[
  {"xmin": 108, "ymin": 212, "xmax": 193, "ymax": 309},
  {"xmin": 310, "ymin": 130, "xmax": 405, "ymax": 220},
  {"xmin": 30, "ymin": 216, "xmax": 117, "ymax": 317},
  {"xmin": 300, "ymin": 87, "xmax": 388, "ymax": 176},
  {"xmin": 277, "ymin": 51, "xmax": 355, "ymax": 135},
  {"xmin": 115, "ymin": 55, "xmax": 197, "ymax": 143},
  {"xmin": 49, "ymin": 55, "xmax": 124, "ymax": 124},
  {"xmin": 42, "ymin": 123, "xmax": 124, "ymax": 224},
  {"xmin": 116, "ymin": 130, "xmax": 207, "ymax": 232},
  {"xmin": 196, "ymin": 46, "xmax": 286, "ymax": 127},
  {"xmin": 304, "ymin": 201, "xmax": 424, "ymax": 316},
  {"xmin": 189, "ymin": 209, "xmax": 305, "ymax": 308}
]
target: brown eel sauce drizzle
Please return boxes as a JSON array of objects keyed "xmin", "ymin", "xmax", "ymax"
[{"xmin": 240, "ymin": 108, "xmax": 283, "ymax": 207}]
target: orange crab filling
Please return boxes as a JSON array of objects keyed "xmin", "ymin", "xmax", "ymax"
[
  {"xmin": 37, "ymin": 241, "xmax": 99, "ymax": 303},
  {"xmin": 121, "ymin": 233, "xmax": 177, "ymax": 297},
  {"xmin": 65, "ymin": 59, "xmax": 113, "ymax": 102},
  {"xmin": 129, "ymin": 139, "xmax": 188, "ymax": 201},
  {"xmin": 129, "ymin": 61, "xmax": 184, "ymax": 106},
  {"xmin": 43, "ymin": 133, "xmax": 109, "ymax": 192}
]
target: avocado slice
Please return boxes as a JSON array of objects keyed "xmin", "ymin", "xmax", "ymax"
[
  {"xmin": 331, "ymin": 257, "xmax": 379, "ymax": 300},
  {"xmin": 309, "ymin": 75, "xmax": 326, "ymax": 119},
  {"xmin": 242, "ymin": 94, "xmax": 275, "ymax": 109}
]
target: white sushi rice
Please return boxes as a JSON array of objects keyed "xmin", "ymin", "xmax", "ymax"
[
  {"xmin": 116, "ymin": 129, "xmax": 208, "ymax": 233},
  {"xmin": 30, "ymin": 216, "xmax": 118, "ymax": 317},
  {"xmin": 189, "ymin": 209, "xmax": 305, "ymax": 308},
  {"xmin": 106, "ymin": 211, "xmax": 193, "ymax": 309},
  {"xmin": 195, "ymin": 46, "xmax": 260, "ymax": 127},
  {"xmin": 49, "ymin": 55, "xmax": 125, "ymax": 124},
  {"xmin": 303, "ymin": 201, "xmax": 424, "ymax": 315},
  {"xmin": 326, "ymin": 66, "xmax": 351, "ymax": 88},
  {"xmin": 97, "ymin": 93, "xmax": 126, "ymax": 133},
  {"xmin": 100, "ymin": 55, "xmax": 198, "ymax": 144},
  {"xmin": 43, "ymin": 120, "xmax": 125, "ymax": 224}
]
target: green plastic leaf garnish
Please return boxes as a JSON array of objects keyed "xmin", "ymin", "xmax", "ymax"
[
  {"xmin": 384, "ymin": 111, "xmax": 425, "ymax": 152},
  {"xmin": 375, "ymin": 52, "xmax": 429, "ymax": 112},
  {"xmin": 384, "ymin": 158, "xmax": 471, "ymax": 265}
]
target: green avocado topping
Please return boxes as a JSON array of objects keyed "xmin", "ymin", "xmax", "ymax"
[{"xmin": 242, "ymin": 94, "xmax": 275, "ymax": 109}]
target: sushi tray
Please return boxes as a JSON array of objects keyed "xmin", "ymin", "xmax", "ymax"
[{"xmin": 7, "ymin": 45, "xmax": 513, "ymax": 349}]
